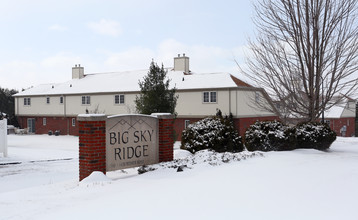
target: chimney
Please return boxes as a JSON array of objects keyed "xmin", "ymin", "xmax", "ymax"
[
  {"xmin": 72, "ymin": 64, "xmax": 84, "ymax": 79},
  {"xmin": 174, "ymin": 53, "xmax": 189, "ymax": 73}
]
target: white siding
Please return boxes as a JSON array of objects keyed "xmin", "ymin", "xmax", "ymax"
[
  {"xmin": 235, "ymin": 90, "xmax": 275, "ymax": 117},
  {"xmin": 65, "ymin": 94, "xmax": 137, "ymax": 116},
  {"xmin": 341, "ymin": 101, "xmax": 356, "ymax": 118},
  {"xmin": 16, "ymin": 96, "xmax": 65, "ymax": 116},
  {"xmin": 15, "ymin": 89, "xmax": 277, "ymax": 118},
  {"xmin": 176, "ymin": 90, "xmax": 231, "ymax": 117}
]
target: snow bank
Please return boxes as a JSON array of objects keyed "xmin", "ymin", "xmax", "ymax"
[
  {"xmin": 174, "ymin": 149, "xmax": 192, "ymax": 159},
  {"xmin": 1, "ymin": 135, "xmax": 358, "ymax": 220},
  {"xmin": 79, "ymin": 171, "xmax": 112, "ymax": 187}
]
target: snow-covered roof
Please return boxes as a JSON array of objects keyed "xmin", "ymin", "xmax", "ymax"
[
  {"xmin": 14, "ymin": 69, "xmax": 251, "ymax": 97},
  {"xmin": 322, "ymin": 95, "xmax": 357, "ymax": 118},
  {"xmin": 324, "ymin": 106, "xmax": 344, "ymax": 118}
]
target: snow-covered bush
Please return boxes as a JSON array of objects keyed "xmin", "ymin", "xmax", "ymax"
[
  {"xmin": 245, "ymin": 121, "xmax": 336, "ymax": 152},
  {"xmin": 138, "ymin": 150, "xmax": 264, "ymax": 174},
  {"xmin": 181, "ymin": 115, "xmax": 244, "ymax": 153},
  {"xmin": 295, "ymin": 122, "xmax": 336, "ymax": 150},
  {"xmin": 245, "ymin": 120, "xmax": 296, "ymax": 151}
]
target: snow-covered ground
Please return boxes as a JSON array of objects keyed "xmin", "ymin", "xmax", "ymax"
[{"xmin": 1, "ymin": 135, "xmax": 357, "ymax": 220}]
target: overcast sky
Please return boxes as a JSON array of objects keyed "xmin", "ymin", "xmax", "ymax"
[{"xmin": 0, "ymin": 0, "xmax": 256, "ymax": 90}]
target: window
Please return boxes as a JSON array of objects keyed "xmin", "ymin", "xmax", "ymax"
[
  {"xmin": 203, "ymin": 91, "xmax": 217, "ymax": 103},
  {"xmin": 255, "ymin": 92, "xmax": 260, "ymax": 103},
  {"xmin": 24, "ymin": 97, "xmax": 31, "ymax": 106},
  {"xmin": 114, "ymin": 94, "xmax": 125, "ymax": 104},
  {"xmin": 81, "ymin": 96, "xmax": 90, "ymax": 105},
  {"xmin": 46, "ymin": 97, "xmax": 50, "ymax": 104},
  {"xmin": 184, "ymin": 120, "xmax": 190, "ymax": 129},
  {"xmin": 72, "ymin": 118, "xmax": 76, "ymax": 127},
  {"xmin": 324, "ymin": 120, "xmax": 330, "ymax": 126},
  {"xmin": 43, "ymin": 118, "xmax": 47, "ymax": 126},
  {"xmin": 210, "ymin": 92, "xmax": 217, "ymax": 103},
  {"xmin": 60, "ymin": 96, "xmax": 64, "ymax": 104},
  {"xmin": 203, "ymin": 92, "xmax": 209, "ymax": 102}
]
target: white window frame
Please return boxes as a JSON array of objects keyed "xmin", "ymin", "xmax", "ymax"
[
  {"xmin": 81, "ymin": 96, "xmax": 91, "ymax": 105},
  {"xmin": 43, "ymin": 118, "xmax": 47, "ymax": 126},
  {"xmin": 114, "ymin": 94, "xmax": 125, "ymax": 105},
  {"xmin": 24, "ymin": 97, "xmax": 31, "ymax": 106},
  {"xmin": 72, "ymin": 118, "xmax": 76, "ymax": 127},
  {"xmin": 46, "ymin": 96, "xmax": 50, "ymax": 104},
  {"xmin": 184, "ymin": 120, "xmax": 190, "ymax": 129},
  {"xmin": 203, "ymin": 91, "xmax": 217, "ymax": 103},
  {"xmin": 60, "ymin": 96, "xmax": 64, "ymax": 104}
]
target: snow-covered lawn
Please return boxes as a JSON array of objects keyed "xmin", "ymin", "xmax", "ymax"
[{"xmin": 1, "ymin": 135, "xmax": 357, "ymax": 220}]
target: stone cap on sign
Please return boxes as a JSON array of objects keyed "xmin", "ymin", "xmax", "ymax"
[
  {"xmin": 108, "ymin": 114, "xmax": 158, "ymax": 119},
  {"xmin": 151, "ymin": 113, "xmax": 174, "ymax": 119},
  {"xmin": 77, "ymin": 114, "xmax": 107, "ymax": 121}
]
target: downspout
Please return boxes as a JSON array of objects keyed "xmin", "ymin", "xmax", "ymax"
[
  {"xmin": 64, "ymin": 95, "xmax": 69, "ymax": 135},
  {"xmin": 229, "ymin": 88, "xmax": 231, "ymax": 114},
  {"xmin": 236, "ymin": 89, "xmax": 240, "ymax": 135},
  {"xmin": 16, "ymin": 97, "xmax": 19, "ymax": 115},
  {"xmin": 64, "ymin": 95, "xmax": 66, "ymax": 117},
  {"xmin": 236, "ymin": 89, "xmax": 238, "ymax": 116},
  {"xmin": 16, "ymin": 97, "xmax": 21, "ymax": 127}
]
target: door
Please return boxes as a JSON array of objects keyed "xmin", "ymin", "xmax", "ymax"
[{"xmin": 27, "ymin": 118, "xmax": 35, "ymax": 133}]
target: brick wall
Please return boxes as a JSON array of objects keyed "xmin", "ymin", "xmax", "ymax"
[
  {"xmin": 78, "ymin": 115, "xmax": 107, "ymax": 181},
  {"xmin": 235, "ymin": 116, "xmax": 280, "ymax": 137},
  {"xmin": 327, "ymin": 117, "xmax": 355, "ymax": 137},
  {"xmin": 174, "ymin": 118, "xmax": 202, "ymax": 141},
  {"xmin": 17, "ymin": 115, "xmax": 280, "ymax": 139},
  {"xmin": 17, "ymin": 116, "xmax": 79, "ymax": 135},
  {"xmin": 156, "ymin": 114, "xmax": 175, "ymax": 162}
]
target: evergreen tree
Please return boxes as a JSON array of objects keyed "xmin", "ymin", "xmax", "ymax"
[
  {"xmin": 0, "ymin": 87, "xmax": 18, "ymax": 125},
  {"xmin": 135, "ymin": 61, "xmax": 177, "ymax": 115}
]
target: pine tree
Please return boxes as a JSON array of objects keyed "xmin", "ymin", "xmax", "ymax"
[
  {"xmin": 0, "ymin": 87, "xmax": 18, "ymax": 125},
  {"xmin": 135, "ymin": 61, "xmax": 177, "ymax": 115}
]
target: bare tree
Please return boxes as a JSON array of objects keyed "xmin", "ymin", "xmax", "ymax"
[{"xmin": 242, "ymin": 0, "xmax": 358, "ymax": 122}]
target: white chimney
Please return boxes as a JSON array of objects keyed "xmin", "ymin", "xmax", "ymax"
[
  {"xmin": 174, "ymin": 53, "xmax": 189, "ymax": 73},
  {"xmin": 72, "ymin": 64, "xmax": 84, "ymax": 79}
]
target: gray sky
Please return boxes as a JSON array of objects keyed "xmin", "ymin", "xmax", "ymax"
[{"xmin": 0, "ymin": 0, "xmax": 256, "ymax": 90}]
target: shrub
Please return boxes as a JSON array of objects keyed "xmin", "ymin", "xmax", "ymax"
[
  {"xmin": 295, "ymin": 122, "xmax": 336, "ymax": 150},
  {"xmin": 245, "ymin": 120, "xmax": 296, "ymax": 151},
  {"xmin": 181, "ymin": 114, "xmax": 244, "ymax": 153}
]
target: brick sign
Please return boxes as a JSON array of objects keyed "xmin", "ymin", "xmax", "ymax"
[
  {"xmin": 106, "ymin": 115, "xmax": 158, "ymax": 171},
  {"xmin": 78, "ymin": 113, "xmax": 173, "ymax": 181}
]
